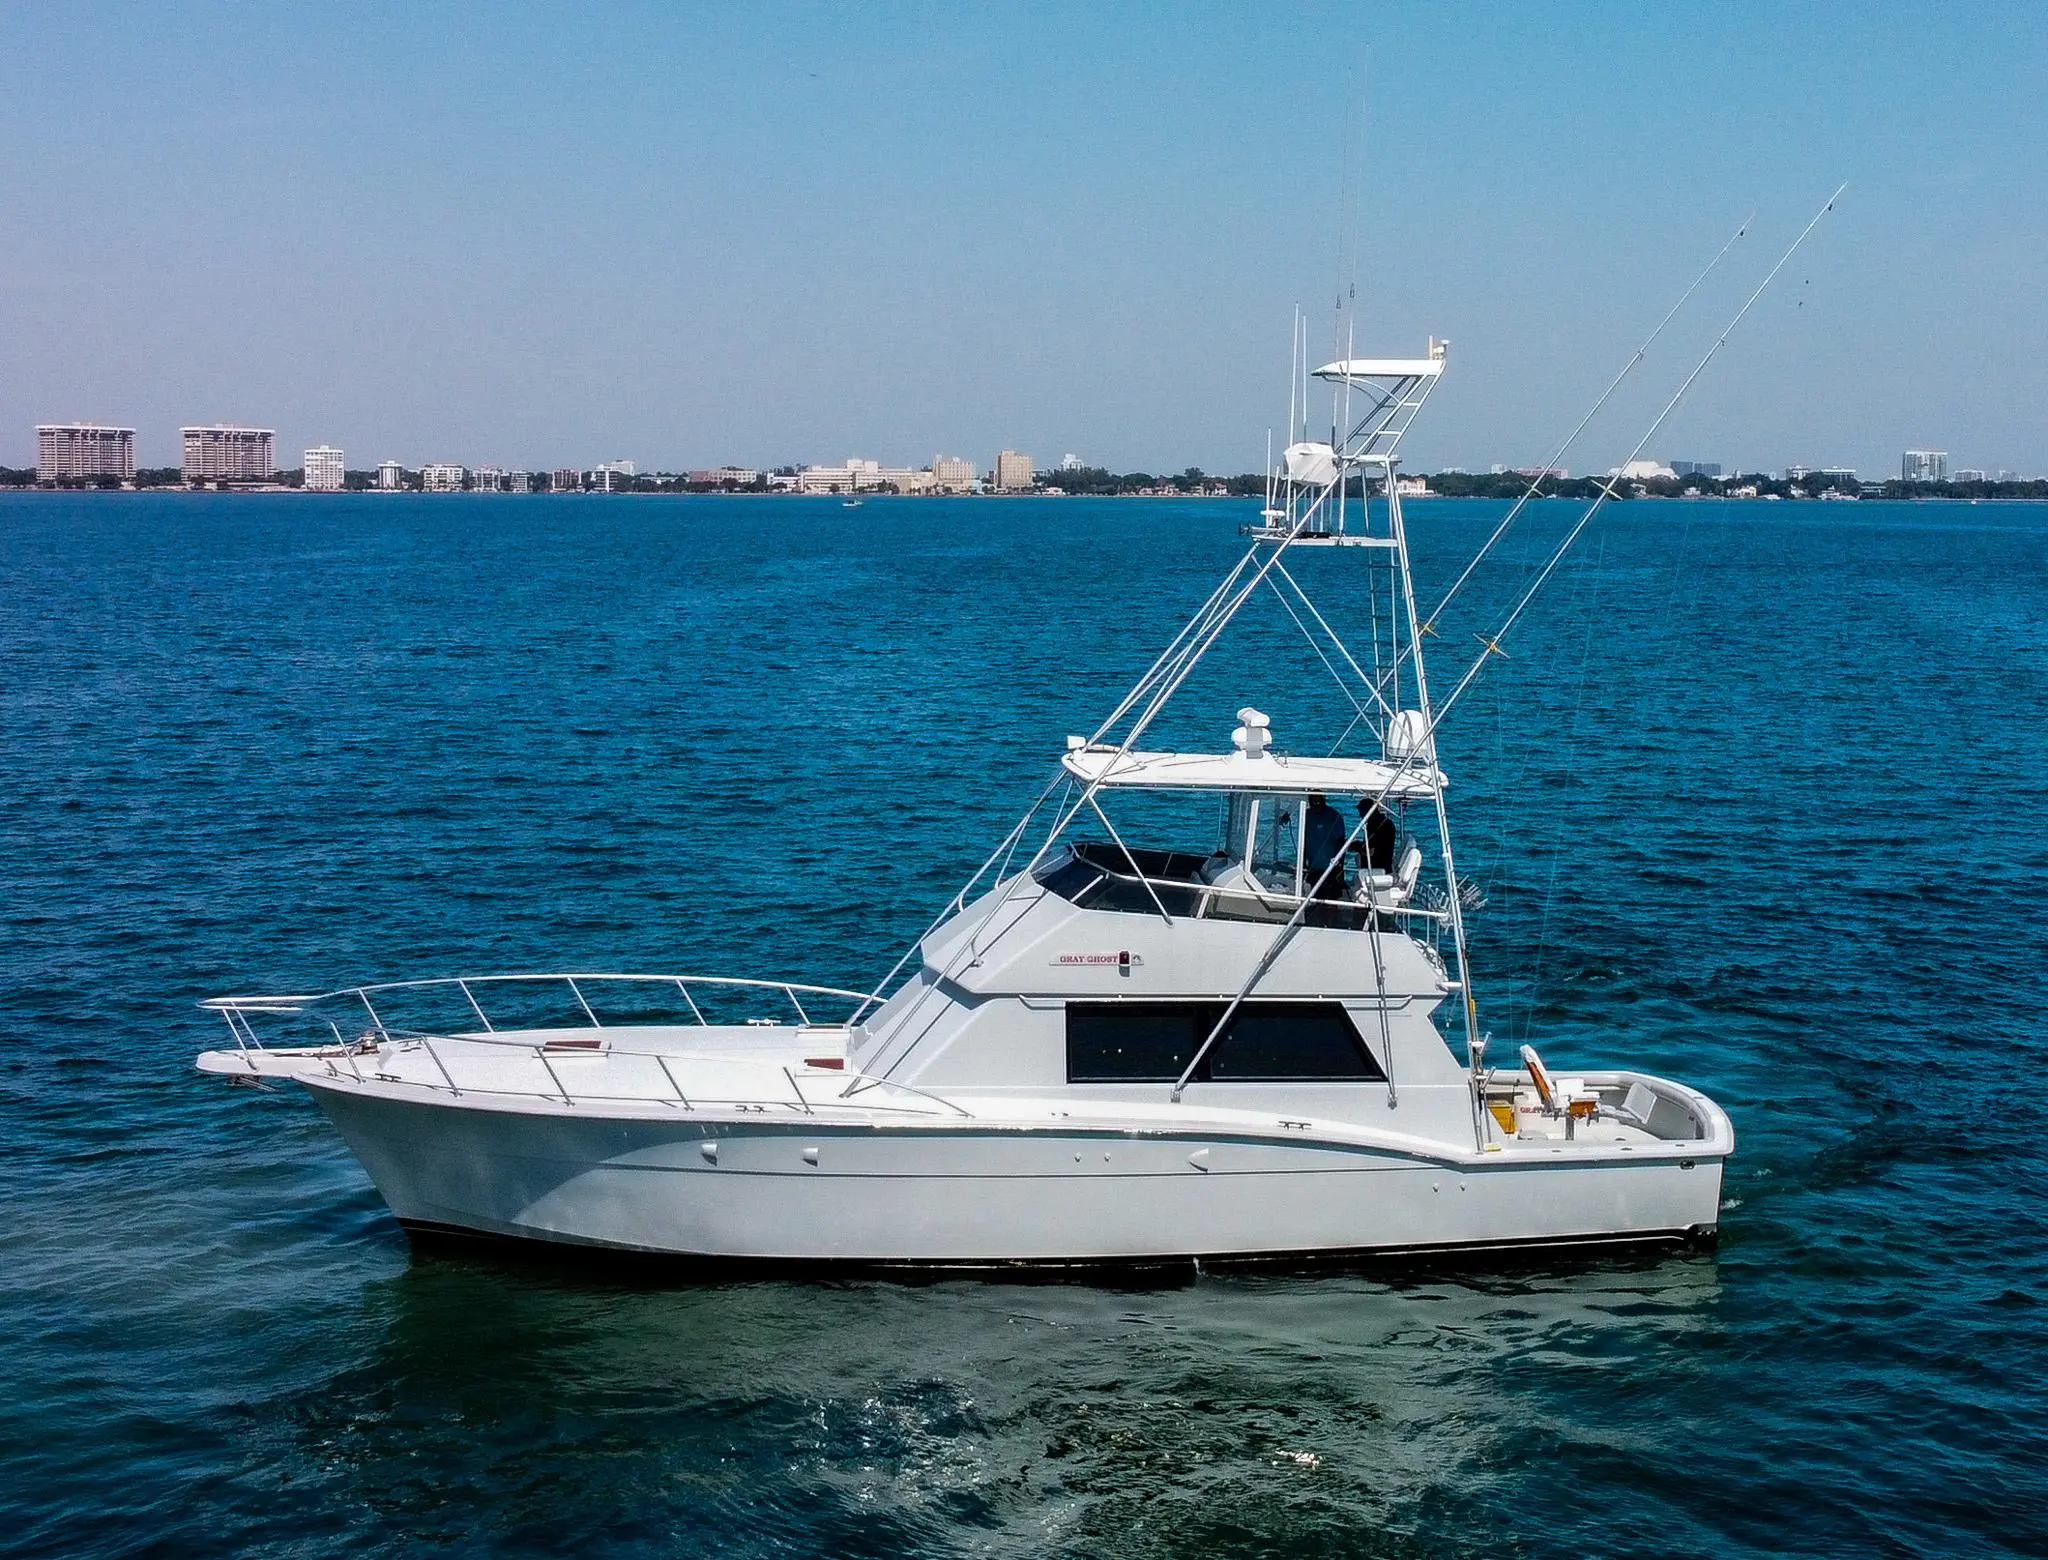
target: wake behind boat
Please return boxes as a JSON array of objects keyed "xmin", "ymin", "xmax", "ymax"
[{"xmin": 198, "ymin": 339, "xmax": 1734, "ymax": 1268}]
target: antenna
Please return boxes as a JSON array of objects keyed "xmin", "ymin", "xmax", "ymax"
[
  {"xmin": 1333, "ymin": 52, "xmax": 1368, "ymax": 357},
  {"xmin": 1286, "ymin": 306, "xmax": 1300, "ymax": 455}
]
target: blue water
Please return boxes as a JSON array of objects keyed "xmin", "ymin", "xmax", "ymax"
[{"xmin": 3, "ymin": 491, "xmax": 2045, "ymax": 1557}]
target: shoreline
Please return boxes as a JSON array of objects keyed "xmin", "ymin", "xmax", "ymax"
[{"xmin": 5, "ymin": 486, "xmax": 2047, "ymax": 505}]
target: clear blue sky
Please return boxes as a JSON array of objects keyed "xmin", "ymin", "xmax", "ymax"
[{"xmin": 4, "ymin": 1, "xmax": 2042, "ymax": 477}]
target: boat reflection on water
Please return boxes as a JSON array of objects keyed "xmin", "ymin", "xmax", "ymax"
[{"xmin": 272, "ymin": 1251, "xmax": 1722, "ymax": 1549}]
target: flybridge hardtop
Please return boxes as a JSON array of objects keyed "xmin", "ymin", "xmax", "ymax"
[
  {"xmin": 196, "ymin": 325, "xmax": 1737, "ymax": 1269},
  {"xmin": 1060, "ymin": 715, "xmax": 1445, "ymax": 800},
  {"xmin": 1315, "ymin": 354, "xmax": 1446, "ymax": 381}
]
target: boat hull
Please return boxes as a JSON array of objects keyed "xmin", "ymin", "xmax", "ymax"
[{"xmin": 307, "ymin": 1080, "xmax": 1726, "ymax": 1268}]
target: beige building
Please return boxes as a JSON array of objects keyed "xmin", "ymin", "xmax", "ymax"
[
  {"xmin": 37, "ymin": 423, "xmax": 135, "ymax": 482},
  {"xmin": 182, "ymin": 425, "xmax": 274, "ymax": 481},
  {"xmin": 796, "ymin": 458, "xmax": 935, "ymax": 494},
  {"xmin": 931, "ymin": 455, "xmax": 977, "ymax": 491},
  {"xmin": 994, "ymin": 450, "xmax": 1034, "ymax": 490},
  {"xmin": 304, "ymin": 446, "xmax": 344, "ymax": 490}
]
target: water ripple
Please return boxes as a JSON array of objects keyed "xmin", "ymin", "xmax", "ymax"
[{"xmin": 2, "ymin": 493, "xmax": 2045, "ymax": 1556}]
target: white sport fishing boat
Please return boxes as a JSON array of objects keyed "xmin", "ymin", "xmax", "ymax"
[{"xmin": 198, "ymin": 338, "xmax": 1734, "ymax": 1269}]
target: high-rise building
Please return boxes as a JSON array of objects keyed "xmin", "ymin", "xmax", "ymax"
[
  {"xmin": 932, "ymin": 455, "xmax": 977, "ymax": 491},
  {"xmin": 376, "ymin": 461, "xmax": 404, "ymax": 490},
  {"xmin": 182, "ymin": 425, "xmax": 274, "ymax": 481},
  {"xmin": 1671, "ymin": 461, "xmax": 1722, "ymax": 479},
  {"xmin": 472, "ymin": 466, "xmax": 503, "ymax": 493},
  {"xmin": 552, "ymin": 468, "xmax": 582, "ymax": 493},
  {"xmin": 994, "ymin": 450, "xmax": 1034, "ymax": 490},
  {"xmin": 1953, "ymin": 469, "xmax": 1987, "ymax": 482},
  {"xmin": 304, "ymin": 446, "xmax": 344, "ymax": 490},
  {"xmin": 421, "ymin": 463, "xmax": 465, "ymax": 492},
  {"xmin": 37, "ymin": 423, "xmax": 136, "ymax": 482},
  {"xmin": 505, "ymin": 470, "xmax": 531, "ymax": 494},
  {"xmin": 1902, "ymin": 449, "xmax": 1948, "ymax": 482}
]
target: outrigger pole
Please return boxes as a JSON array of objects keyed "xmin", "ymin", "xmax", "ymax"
[
  {"xmin": 1168, "ymin": 185, "xmax": 1848, "ymax": 1107},
  {"xmin": 1269, "ymin": 211, "xmax": 1756, "ymax": 730},
  {"xmin": 1420, "ymin": 210, "xmax": 1755, "ymax": 638}
]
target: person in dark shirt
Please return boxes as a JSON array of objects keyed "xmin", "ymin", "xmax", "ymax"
[
  {"xmin": 1355, "ymin": 798, "xmax": 1397, "ymax": 875},
  {"xmin": 1350, "ymin": 798, "xmax": 1400, "ymax": 931},
  {"xmin": 1303, "ymin": 793, "xmax": 1348, "ymax": 926}
]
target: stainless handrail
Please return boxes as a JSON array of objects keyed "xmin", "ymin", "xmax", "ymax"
[
  {"xmin": 317, "ymin": 1025, "xmax": 969, "ymax": 1117},
  {"xmin": 201, "ymin": 971, "xmax": 869, "ymax": 1021}
]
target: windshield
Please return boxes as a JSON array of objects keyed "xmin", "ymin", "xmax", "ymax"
[{"xmin": 1219, "ymin": 793, "xmax": 1302, "ymax": 893}]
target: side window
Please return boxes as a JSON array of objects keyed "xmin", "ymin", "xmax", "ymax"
[
  {"xmin": 1223, "ymin": 794, "xmax": 1257, "ymax": 862},
  {"xmin": 1066, "ymin": 1002, "xmax": 1386, "ymax": 1083},
  {"xmin": 1066, "ymin": 1005, "xmax": 1199, "ymax": 1082},
  {"xmin": 1250, "ymin": 797, "xmax": 1299, "ymax": 891},
  {"xmin": 1210, "ymin": 1003, "xmax": 1385, "ymax": 1081}
]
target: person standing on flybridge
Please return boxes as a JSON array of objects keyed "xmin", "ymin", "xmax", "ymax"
[
  {"xmin": 1355, "ymin": 798, "xmax": 1397, "ymax": 875},
  {"xmin": 1303, "ymin": 793, "xmax": 1348, "ymax": 927}
]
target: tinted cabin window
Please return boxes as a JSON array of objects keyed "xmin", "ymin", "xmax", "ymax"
[
  {"xmin": 1066, "ymin": 1002, "xmax": 1386, "ymax": 1083},
  {"xmin": 1208, "ymin": 1004, "xmax": 1384, "ymax": 1080},
  {"xmin": 1040, "ymin": 844, "xmax": 1206, "ymax": 916},
  {"xmin": 1066, "ymin": 1005, "xmax": 1203, "ymax": 1082},
  {"xmin": 1036, "ymin": 855, "xmax": 1105, "ymax": 904}
]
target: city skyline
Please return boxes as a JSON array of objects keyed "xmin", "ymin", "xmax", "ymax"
[
  {"xmin": 4, "ymin": 3, "xmax": 2043, "ymax": 477},
  {"xmin": 20, "ymin": 414, "xmax": 2029, "ymax": 491},
  {"xmin": 19, "ymin": 433, "xmax": 2032, "ymax": 493}
]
